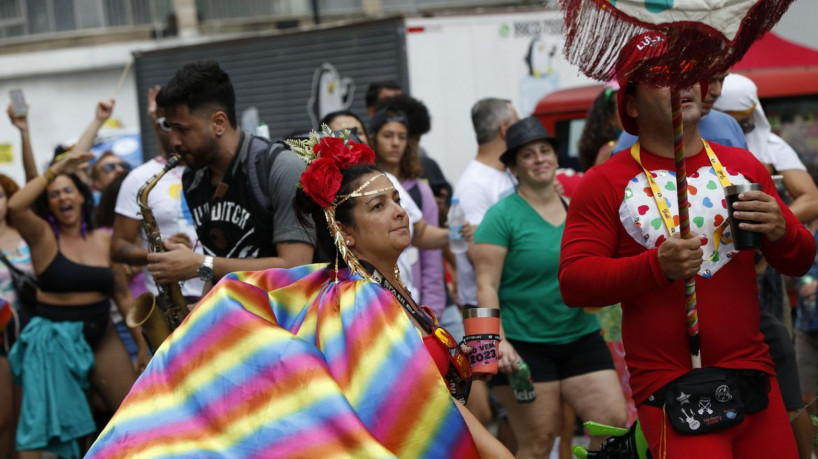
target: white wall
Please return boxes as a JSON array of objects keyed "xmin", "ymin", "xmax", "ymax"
[
  {"xmin": 405, "ymin": 10, "xmax": 593, "ymax": 186},
  {"xmin": 0, "ymin": 69, "xmax": 139, "ymax": 185}
]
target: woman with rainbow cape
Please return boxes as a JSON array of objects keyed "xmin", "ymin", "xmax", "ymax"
[{"xmin": 86, "ymin": 128, "xmax": 511, "ymax": 459}]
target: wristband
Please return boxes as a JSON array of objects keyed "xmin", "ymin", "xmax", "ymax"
[{"xmin": 42, "ymin": 168, "xmax": 57, "ymax": 184}]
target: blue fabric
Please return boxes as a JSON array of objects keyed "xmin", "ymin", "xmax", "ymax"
[
  {"xmin": 613, "ymin": 109, "xmax": 748, "ymax": 153},
  {"xmin": 796, "ymin": 229, "xmax": 818, "ymax": 332},
  {"xmin": 8, "ymin": 317, "xmax": 96, "ymax": 458},
  {"xmin": 114, "ymin": 320, "xmax": 138, "ymax": 360}
]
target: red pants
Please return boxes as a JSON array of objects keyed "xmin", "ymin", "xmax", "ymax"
[{"xmin": 636, "ymin": 378, "xmax": 797, "ymax": 459}]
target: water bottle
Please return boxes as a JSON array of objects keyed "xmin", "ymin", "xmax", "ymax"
[
  {"xmin": 508, "ymin": 360, "xmax": 536, "ymax": 403},
  {"xmin": 448, "ymin": 197, "xmax": 468, "ymax": 254}
]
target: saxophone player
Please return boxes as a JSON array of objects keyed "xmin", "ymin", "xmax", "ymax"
[
  {"xmin": 111, "ymin": 85, "xmax": 206, "ymax": 310},
  {"xmin": 142, "ymin": 62, "xmax": 315, "ymax": 287}
]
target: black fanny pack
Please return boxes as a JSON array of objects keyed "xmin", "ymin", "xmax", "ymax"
[{"xmin": 644, "ymin": 367, "xmax": 770, "ymax": 435}]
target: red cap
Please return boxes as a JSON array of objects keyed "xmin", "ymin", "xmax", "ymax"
[
  {"xmin": 614, "ymin": 31, "xmax": 711, "ymax": 136},
  {"xmin": 615, "ymin": 32, "xmax": 669, "ymax": 135}
]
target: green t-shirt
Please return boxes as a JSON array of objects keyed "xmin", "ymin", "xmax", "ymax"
[{"xmin": 474, "ymin": 194, "xmax": 599, "ymax": 344}]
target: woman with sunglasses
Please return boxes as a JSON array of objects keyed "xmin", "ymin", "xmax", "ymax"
[
  {"xmin": 85, "ymin": 134, "xmax": 511, "ymax": 459},
  {"xmin": 89, "ymin": 151, "xmax": 131, "ymax": 206},
  {"xmin": 7, "ymin": 151, "xmax": 138, "ymax": 457},
  {"xmin": 473, "ymin": 117, "xmax": 627, "ymax": 458}
]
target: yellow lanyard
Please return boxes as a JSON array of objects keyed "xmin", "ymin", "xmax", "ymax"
[{"xmin": 630, "ymin": 140, "xmax": 732, "ymax": 237}]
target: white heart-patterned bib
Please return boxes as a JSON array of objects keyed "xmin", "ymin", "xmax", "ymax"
[{"xmin": 620, "ymin": 165, "xmax": 749, "ymax": 279}]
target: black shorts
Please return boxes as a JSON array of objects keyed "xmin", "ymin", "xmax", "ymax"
[
  {"xmin": 491, "ymin": 330, "xmax": 615, "ymax": 386},
  {"xmin": 35, "ymin": 300, "xmax": 110, "ymax": 350}
]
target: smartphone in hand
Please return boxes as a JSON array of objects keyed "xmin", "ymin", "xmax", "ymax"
[{"xmin": 9, "ymin": 89, "xmax": 26, "ymax": 116}]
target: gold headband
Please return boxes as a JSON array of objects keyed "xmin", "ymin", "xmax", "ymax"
[{"xmin": 334, "ymin": 173, "xmax": 395, "ymax": 207}]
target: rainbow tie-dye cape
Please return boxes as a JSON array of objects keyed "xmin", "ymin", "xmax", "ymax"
[{"xmin": 86, "ymin": 264, "xmax": 478, "ymax": 458}]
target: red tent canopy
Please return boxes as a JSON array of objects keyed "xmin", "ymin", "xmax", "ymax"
[{"xmin": 733, "ymin": 32, "xmax": 818, "ymax": 69}]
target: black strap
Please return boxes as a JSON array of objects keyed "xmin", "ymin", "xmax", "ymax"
[
  {"xmin": 358, "ymin": 260, "xmax": 435, "ymax": 333},
  {"xmin": 0, "ymin": 252, "xmax": 25, "ymax": 277},
  {"xmin": 357, "ymin": 260, "xmax": 472, "ymax": 404},
  {"xmin": 559, "ymin": 195, "xmax": 569, "ymax": 211}
]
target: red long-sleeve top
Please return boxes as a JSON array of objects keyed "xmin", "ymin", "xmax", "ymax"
[{"xmin": 559, "ymin": 141, "xmax": 815, "ymax": 404}]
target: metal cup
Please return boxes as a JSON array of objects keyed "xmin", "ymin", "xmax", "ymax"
[{"xmin": 725, "ymin": 183, "xmax": 763, "ymax": 250}]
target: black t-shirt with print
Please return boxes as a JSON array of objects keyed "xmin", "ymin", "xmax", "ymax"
[{"xmin": 183, "ymin": 132, "xmax": 276, "ymax": 259}]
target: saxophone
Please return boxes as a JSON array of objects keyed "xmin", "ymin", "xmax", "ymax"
[{"xmin": 125, "ymin": 154, "xmax": 190, "ymax": 351}]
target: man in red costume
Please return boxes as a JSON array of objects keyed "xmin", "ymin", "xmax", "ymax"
[{"xmin": 559, "ymin": 32, "xmax": 815, "ymax": 458}]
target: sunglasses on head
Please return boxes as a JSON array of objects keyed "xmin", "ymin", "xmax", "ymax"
[
  {"xmin": 157, "ymin": 117, "xmax": 172, "ymax": 133},
  {"xmin": 100, "ymin": 162, "xmax": 131, "ymax": 174}
]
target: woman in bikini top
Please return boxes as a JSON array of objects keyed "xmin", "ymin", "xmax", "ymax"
[{"xmin": 7, "ymin": 151, "xmax": 143, "ymax": 443}]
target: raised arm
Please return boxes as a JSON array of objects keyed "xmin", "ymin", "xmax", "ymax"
[
  {"xmin": 74, "ymin": 98, "xmax": 114, "ymax": 154},
  {"xmin": 8, "ymin": 151, "xmax": 95, "ymax": 265},
  {"xmin": 6, "ymin": 104, "xmax": 38, "ymax": 181},
  {"xmin": 146, "ymin": 85, "xmax": 170, "ymax": 158}
]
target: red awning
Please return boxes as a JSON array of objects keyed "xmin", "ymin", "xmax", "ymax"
[{"xmin": 733, "ymin": 32, "xmax": 818, "ymax": 70}]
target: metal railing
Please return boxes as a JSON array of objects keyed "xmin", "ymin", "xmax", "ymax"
[
  {"xmin": 0, "ymin": 0, "xmax": 174, "ymax": 39},
  {"xmin": 0, "ymin": 0, "xmax": 524, "ymax": 40},
  {"xmin": 195, "ymin": 0, "xmax": 518, "ymax": 23}
]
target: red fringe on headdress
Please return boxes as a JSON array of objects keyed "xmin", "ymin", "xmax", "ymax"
[{"xmin": 559, "ymin": 0, "xmax": 796, "ymax": 88}]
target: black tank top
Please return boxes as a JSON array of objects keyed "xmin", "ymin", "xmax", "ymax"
[{"xmin": 37, "ymin": 251, "xmax": 114, "ymax": 294}]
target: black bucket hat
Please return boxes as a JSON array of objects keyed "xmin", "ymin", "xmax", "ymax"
[{"xmin": 499, "ymin": 117, "xmax": 560, "ymax": 166}]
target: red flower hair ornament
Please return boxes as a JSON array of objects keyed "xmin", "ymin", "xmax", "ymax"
[{"xmin": 287, "ymin": 125, "xmax": 376, "ymax": 209}]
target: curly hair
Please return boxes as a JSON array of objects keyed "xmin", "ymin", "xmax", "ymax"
[
  {"xmin": 294, "ymin": 164, "xmax": 383, "ymax": 265},
  {"xmin": 36, "ymin": 173, "xmax": 96, "ymax": 235},
  {"xmin": 578, "ymin": 88, "xmax": 620, "ymax": 172}
]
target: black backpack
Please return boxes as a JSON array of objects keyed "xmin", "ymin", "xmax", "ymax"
[{"xmin": 242, "ymin": 135, "xmax": 287, "ymax": 216}]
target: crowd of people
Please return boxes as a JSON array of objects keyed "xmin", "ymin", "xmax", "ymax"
[{"xmin": 0, "ymin": 37, "xmax": 816, "ymax": 459}]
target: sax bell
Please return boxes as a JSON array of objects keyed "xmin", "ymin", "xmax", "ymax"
[{"xmin": 126, "ymin": 292, "xmax": 173, "ymax": 352}]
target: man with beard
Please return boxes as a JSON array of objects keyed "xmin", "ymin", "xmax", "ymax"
[
  {"xmin": 147, "ymin": 61, "xmax": 313, "ymax": 287},
  {"xmin": 112, "ymin": 84, "xmax": 206, "ymax": 306}
]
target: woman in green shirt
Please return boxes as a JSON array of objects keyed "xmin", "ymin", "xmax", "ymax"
[{"xmin": 473, "ymin": 117, "xmax": 626, "ymax": 458}]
